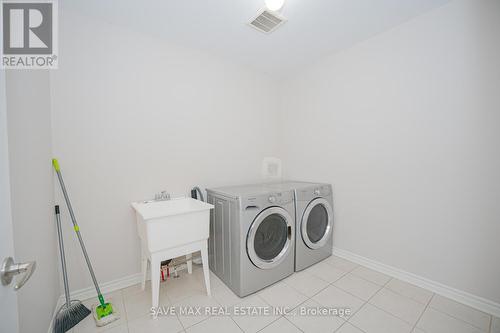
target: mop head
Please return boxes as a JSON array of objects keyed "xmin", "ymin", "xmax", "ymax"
[
  {"xmin": 92, "ymin": 302, "xmax": 120, "ymax": 327},
  {"xmin": 54, "ymin": 300, "xmax": 91, "ymax": 333}
]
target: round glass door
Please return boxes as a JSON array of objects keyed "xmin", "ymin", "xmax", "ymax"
[
  {"xmin": 301, "ymin": 198, "xmax": 333, "ymax": 249},
  {"xmin": 247, "ymin": 207, "xmax": 293, "ymax": 269}
]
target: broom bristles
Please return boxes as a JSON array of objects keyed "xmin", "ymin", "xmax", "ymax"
[{"xmin": 54, "ymin": 301, "xmax": 91, "ymax": 333}]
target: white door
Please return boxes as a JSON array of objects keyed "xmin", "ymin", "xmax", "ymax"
[
  {"xmin": 0, "ymin": 71, "xmax": 37, "ymax": 331},
  {"xmin": 0, "ymin": 71, "xmax": 19, "ymax": 331}
]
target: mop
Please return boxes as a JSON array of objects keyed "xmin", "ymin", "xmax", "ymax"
[
  {"xmin": 52, "ymin": 158, "xmax": 119, "ymax": 327},
  {"xmin": 53, "ymin": 205, "xmax": 90, "ymax": 332}
]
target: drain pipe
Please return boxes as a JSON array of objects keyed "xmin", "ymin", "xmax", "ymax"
[{"xmin": 190, "ymin": 186, "xmax": 205, "ymax": 202}]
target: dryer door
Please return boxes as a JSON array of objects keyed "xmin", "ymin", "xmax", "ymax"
[
  {"xmin": 247, "ymin": 207, "xmax": 294, "ymax": 269},
  {"xmin": 301, "ymin": 198, "xmax": 333, "ymax": 249}
]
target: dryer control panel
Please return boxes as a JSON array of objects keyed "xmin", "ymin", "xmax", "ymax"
[
  {"xmin": 241, "ymin": 190, "xmax": 293, "ymax": 208},
  {"xmin": 297, "ymin": 184, "xmax": 332, "ymax": 201}
]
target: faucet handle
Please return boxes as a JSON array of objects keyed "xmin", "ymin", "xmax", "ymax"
[{"xmin": 153, "ymin": 190, "xmax": 170, "ymax": 201}]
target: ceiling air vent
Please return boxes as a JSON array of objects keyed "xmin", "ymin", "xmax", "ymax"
[{"xmin": 248, "ymin": 9, "xmax": 287, "ymax": 34}]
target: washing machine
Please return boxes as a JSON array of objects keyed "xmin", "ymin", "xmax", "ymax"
[
  {"xmin": 266, "ymin": 181, "xmax": 334, "ymax": 271},
  {"xmin": 206, "ymin": 184, "xmax": 295, "ymax": 297}
]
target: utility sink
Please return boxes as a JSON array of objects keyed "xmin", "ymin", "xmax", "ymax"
[
  {"xmin": 131, "ymin": 197, "xmax": 214, "ymax": 313},
  {"xmin": 131, "ymin": 197, "xmax": 214, "ymax": 252}
]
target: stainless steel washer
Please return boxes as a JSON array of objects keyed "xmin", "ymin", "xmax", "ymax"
[
  {"xmin": 266, "ymin": 181, "xmax": 334, "ymax": 271},
  {"xmin": 206, "ymin": 184, "xmax": 295, "ymax": 297}
]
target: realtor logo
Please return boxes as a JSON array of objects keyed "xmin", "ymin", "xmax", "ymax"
[{"xmin": 1, "ymin": 0, "xmax": 58, "ymax": 69}]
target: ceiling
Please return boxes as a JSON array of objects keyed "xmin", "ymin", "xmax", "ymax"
[{"xmin": 62, "ymin": 0, "xmax": 451, "ymax": 78}]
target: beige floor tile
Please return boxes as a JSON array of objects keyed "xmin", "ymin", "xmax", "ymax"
[
  {"xmin": 211, "ymin": 283, "xmax": 243, "ymax": 307},
  {"xmin": 231, "ymin": 295, "xmax": 280, "ymax": 333},
  {"xmin": 349, "ymin": 303, "xmax": 412, "ymax": 333},
  {"xmin": 96, "ymin": 325, "xmax": 128, "ymax": 333},
  {"xmin": 258, "ymin": 281, "xmax": 308, "ymax": 310},
  {"xmin": 369, "ymin": 288, "xmax": 426, "ymax": 325},
  {"xmin": 416, "ymin": 307, "xmax": 484, "ymax": 333},
  {"xmin": 429, "ymin": 295, "xmax": 490, "ymax": 331},
  {"xmin": 305, "ymin": 261, "xmax": 349, "ymax": 283},
  {"xmin": 259, "ymin": 317, "xmax": 302, "ymax": 333},
  {"xmin": 286, "ymin": 299, "xmax": 345, "ymax": 333},
  {"xmin": 73, "ymin": 261, "xmax": 499, "ymax": 333},
  {"xmin": 162, "ymin": 273, "xmax": 207, "ymax": 304},
  {"xmin": 283, "ymin": 269, "xmax": 330, "ymax": 297},
  {"xmin": 333, "ymin": 273, "xmax": 382, "ymax": 301},
  {"xmin": 185, "ymin": 316, "xmax": 242, "ymax": 333},
  {"xmin": 385, "ymin": 279, "xmax": 433, "ymax": 305},
  {"xmin": 312, "ymin": 285, "xmax": 365, "ymax": 319},
  {"xmin": 492, "ymin": 316, "xmax": 500, "ymax": 333},
  {"xmin": 173, "ymin": 293, "xmax": 220, "ymax": 328},
  {"xmin": 324, "ymin": 256, "xmax": 359, "ymax": 272},
  {"xmin": 71, "ymin": 313, "xmax": 124, "ymax": 333},
  {"xmin": 335, "ymin": 323, "xmax": 366, "ymax": 333},
  {"xmin": 350, "ymin": 266, "xmax": 391, "ymax": 286},
  {"xmin": 123, "ymin": 287, "xmax": 170, "ymax": 321},
  {"xmin": 128, "ymin": 313, "xmax": 184, "ymax": 333}
]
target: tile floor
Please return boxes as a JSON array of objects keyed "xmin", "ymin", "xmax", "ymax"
[{"xmin": 70, "ymin": 256, "xmax": 499, "ymax": 333}]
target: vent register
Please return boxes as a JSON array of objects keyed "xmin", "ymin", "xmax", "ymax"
[{"xmin": 248, "ymin": 9, "xmax": 287, "ymax": 33}]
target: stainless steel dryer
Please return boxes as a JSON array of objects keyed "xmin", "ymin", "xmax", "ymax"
[
  {"xmin": 206, "ymin": 184, "xmax": 295, "ymax": 297},
  {"xmin": 266, "ymin": 181, "xmax": 334, "ymax": 271}
]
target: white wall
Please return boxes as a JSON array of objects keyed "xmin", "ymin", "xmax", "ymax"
[
  {"xmin": 6, "ymin": 71, "xmax": 60, "ymax": 333},
  {"xmin": 47, "ymin": 0, "xmax": 499, "ymax": 309},
  {"xmin": 280, "ymin": 0, "xmax": 500, "ymax": 303},
  {"xmin": 50, "ymin": 9, "xmax": 280, "ymax": 291}
]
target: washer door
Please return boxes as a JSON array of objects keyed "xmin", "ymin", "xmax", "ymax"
[
  {"xmin": 247, "ymin": 207, "xmax": 294, "ymax": 269},
  {"xmin": 301, "ymin": 198, "xmax": 333, "ymax": 249}
]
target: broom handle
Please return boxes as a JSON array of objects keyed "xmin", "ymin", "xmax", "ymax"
[
  {"xmin": 52, "ymin": 159, "xmax": 105, "ymax": 306},
  {"xmin": 55, "ymin": 205, "xmax": 71, "ymax": 308}
]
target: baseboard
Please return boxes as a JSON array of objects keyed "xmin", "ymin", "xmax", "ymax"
[
  {"xmin": 48, "ymin": 272, "xmax": 143, "ymax": 333},
  {"xmin": 65, "ymin": 272, "xmax": 143, "ymax": 302},
  {"xmin": 332, "ymin": 247, "xmax": 500, "ymax": 318}
]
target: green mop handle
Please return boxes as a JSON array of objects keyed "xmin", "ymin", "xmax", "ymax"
[{"xmin": 52, "ymin": 158, "xmax": 106, "ymax": 308}]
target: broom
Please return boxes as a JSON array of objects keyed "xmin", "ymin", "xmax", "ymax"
[
  {"xmin": 53, "ymin": 205, "xmax": 90, "ymax": 333},
  {"xmin": 52, "ymin": 158, "xmax": 119, "ymax": 327}
]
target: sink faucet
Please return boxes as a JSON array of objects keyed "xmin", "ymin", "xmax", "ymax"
[{"xmin": 154, "ymin": 191, "xmax": 170, "ymax": 201}]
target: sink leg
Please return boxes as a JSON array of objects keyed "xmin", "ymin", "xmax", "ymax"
[
  {"xmin": 200, "ymin": 240, "xmax": 211, "ymax": 296},
  {"xmin": 141, "ymin": 248, "xmax": 148, "ymax": 290},
  {"xmin": 186, "ymin": 253, "xmax": 192, "ymax": 274},
  {"xmin": 151, "ymin": 255, "xmax": 161, "ymax": 318},
  {"xmin": 141, "ymin": 258, "xmax": 148, "ymax": 290}
]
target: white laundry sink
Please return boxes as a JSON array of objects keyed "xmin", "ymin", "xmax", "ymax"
[
  {"xmin": 131, "ymin": 197, "xmax": 214, "ymax": 252},
  {"xmin": 131, "ymin": 197, "xmax": 214, "ymax": 313}
]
